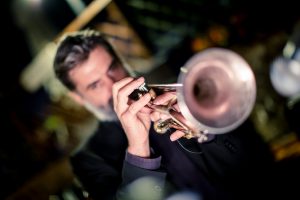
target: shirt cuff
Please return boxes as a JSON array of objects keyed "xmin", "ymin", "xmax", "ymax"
[{"xmin": 125, "ymin": 150, "xmax": 161, "ymax": 170}]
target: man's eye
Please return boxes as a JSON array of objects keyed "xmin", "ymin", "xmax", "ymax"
[
  {"xmin": 90, "ymin": 83, "xmax": 98, "ymax": 89},
  {"xmin": 89, "ymin": 81, "xmax": 101, "ymax": 90}
]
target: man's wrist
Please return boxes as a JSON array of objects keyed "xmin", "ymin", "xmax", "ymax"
[
  {"xmin": 127, "ymin": 145, "xmax": 150, "ymax": 158},
  {"xmin": 125, "ymin": 150, "xmax": 161, "ymax": 170}
]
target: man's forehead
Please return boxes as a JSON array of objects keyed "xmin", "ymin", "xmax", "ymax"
[{"xmin": 70, "ymin": 49, "xmax": 113, "ymax": 86}]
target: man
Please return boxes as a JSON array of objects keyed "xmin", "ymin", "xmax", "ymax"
[{"xmin": 53, "ymin": 29, "xmax": 275, "ymax": 200}]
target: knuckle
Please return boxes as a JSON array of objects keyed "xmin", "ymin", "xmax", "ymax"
[{"xmin": 118, "ymin": 89, "xmax": 126, "ymax": 99}]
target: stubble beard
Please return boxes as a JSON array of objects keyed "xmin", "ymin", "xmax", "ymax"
[{"xmin": 83, "ymin": 99, "xmax": 118, "ymax": 122}]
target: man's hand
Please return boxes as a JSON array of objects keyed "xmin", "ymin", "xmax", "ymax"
[{"xmin": 112, "ymin": 77, "xmax": 152, "ymax": 157}]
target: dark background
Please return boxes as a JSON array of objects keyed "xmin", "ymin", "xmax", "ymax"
[{"xmin": 2, "ymin": 0, "xmax": 300, "ymax": 199}]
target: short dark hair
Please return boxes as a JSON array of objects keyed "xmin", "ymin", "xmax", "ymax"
[{"xmin": 53, "ymin": 30, "xmax": 119, "ymax": 90}]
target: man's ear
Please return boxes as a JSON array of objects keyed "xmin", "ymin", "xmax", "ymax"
[{"xmin": 68, "ymin": 91, "xmax": 84, "ymax": 106}]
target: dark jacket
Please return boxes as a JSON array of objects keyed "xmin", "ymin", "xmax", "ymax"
[
  {"xmin": 71, "ymin": 120, "xmax": 274, "ymax": 200},
  {"xmin": 70, "ymin": 121, "xmax": 128, "ymax": 199}
]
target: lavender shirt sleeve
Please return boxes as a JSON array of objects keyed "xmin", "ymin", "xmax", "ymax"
[{"xmin": 125, "ymin": 150, "xmax": 161, "ymax": 170}]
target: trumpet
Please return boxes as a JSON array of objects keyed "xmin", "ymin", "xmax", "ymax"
[{"xmin": 131, "ymin": 48, "xmax": 256, "ymax": 143}]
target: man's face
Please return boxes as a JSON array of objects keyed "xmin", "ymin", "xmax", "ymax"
[{"xmin": 68, "ymin": 46, "xmax": 128, "ymax": 120}]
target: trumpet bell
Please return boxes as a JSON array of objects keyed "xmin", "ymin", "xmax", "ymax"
[{"xmin": 177, "ymin": 48, "xmax": 256, "ymax": 134}]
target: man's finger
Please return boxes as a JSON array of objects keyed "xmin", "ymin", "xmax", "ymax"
[
  {"xmin": 150, "ymin": 111, "xmax": 160, "ymax": 122},
  {"xmin": 170, "ymin": 130, "xmax": 185, "ymax": 141},
  {"xmin": 127, "ymin": 93, "xmax": 151, "ymax": 116},
  {"xmin": 117, "ymin": 77, "xmax": 145, "ymax": 103},
  {"xmin": 112, "ymin": 77, "xmax": 134, "ymax": 109},
  {"xmin": 152, "ymin": 92, "xmax": 176, "ymax": 105}
]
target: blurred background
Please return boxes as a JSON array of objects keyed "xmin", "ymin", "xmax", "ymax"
[{"xmin": 1, "ymin": 0, "xmax": 300, "ymax": 199}]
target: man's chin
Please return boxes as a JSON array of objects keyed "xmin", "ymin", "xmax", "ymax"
[
  {"xmin": 83, "ymin": 101, "xmax": 118, "ymax": 122},
  {"xmin": 102, "ymin": 112, "xmax": 118, "ymax": 121},
  {"xmin": 93, "ymin": 109, "xmax": 118, "ymax": 122}
]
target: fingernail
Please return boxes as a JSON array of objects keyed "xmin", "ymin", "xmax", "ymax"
[{"xmin": 170, "ymin": 135, "xmax": 175, "ymax": 142}]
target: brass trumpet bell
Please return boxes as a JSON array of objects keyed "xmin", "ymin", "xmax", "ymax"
[
  {"xmin": 133, "ymin": 48, "xmax": 257, "ymax": 141},
  {"xmin": 177, "ymin": 48, "xmax": 256, "ymax": 135}
]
